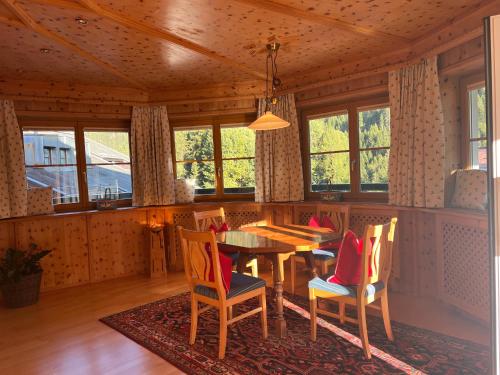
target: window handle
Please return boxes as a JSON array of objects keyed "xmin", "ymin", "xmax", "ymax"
[
  {"xmin": 350, "ymin": 159, "xmax": 357, "ymax": 172},
  {"xmin": 83, "ymin": 171, "xmax": 87, "ymax": 184},
  {"xmin": 217, "ymin": 167, "xmax": 222, "ymax": 178}
]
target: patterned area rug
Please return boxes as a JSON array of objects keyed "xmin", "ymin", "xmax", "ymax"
[{"xmin": 100, "ymin": 290, "xmax": 489, "ymax": 374}]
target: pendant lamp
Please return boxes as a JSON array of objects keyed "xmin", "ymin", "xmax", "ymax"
[{"xmin": 248, "ymin": 43, "xmax": 290, "ymax": 131}]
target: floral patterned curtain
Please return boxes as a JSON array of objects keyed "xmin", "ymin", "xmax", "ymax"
[
  {"xmin": 131, "ymin": 106, "xmax": 175, "ymax": 206},
  {"xmin": 388, "ymin": 57, "xmax": 445, "ymax": 208},
  {"xmin": 255, "ymin": 93, "xmax": 304, "ymax": 202},
  {"xmin": 0, "ymin": 100, "xmax": 27, "ymax": 219}
]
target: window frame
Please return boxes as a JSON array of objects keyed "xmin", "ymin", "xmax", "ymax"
[
  {"xmin": 170, "ymin": 113, "xmax": 256, "ymax": 202},
  {"xmin": 20, "ymin": 118, "xmax": 132, "ymax": 212},
  {"xmin": 460, "ymin": 73, "xmax": 487, "ymax": 169},
  {"xmin": 300, "ymin": 96, "xmax": 390, "ymax": 202}
]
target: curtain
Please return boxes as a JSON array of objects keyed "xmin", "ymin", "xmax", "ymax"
[
  {"xmin": 255, "ymin": 93, "xmax": 304, "ymax": 202},
  {"xmin": 0, "ymin": 100, "xmax": 27, "ymax": 219},
  {"xmin": 131, "ymin": 106, "xmax": 175, "ymax": 206},
  {"xmin": 388, "ymin": 57, "xmax": 445, "ymax": 208}
]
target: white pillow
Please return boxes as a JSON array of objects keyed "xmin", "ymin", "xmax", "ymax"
[
  {"xmin": 450, "ymin": 169, "xmax": 487, "ymax": 210},
  {"xmin": 174, "ymin": 179, "xmax": 195, "ymax": 204},
  {"xmin": 27, "ymin": 187, "xmax": 55, "ymax": 215}
]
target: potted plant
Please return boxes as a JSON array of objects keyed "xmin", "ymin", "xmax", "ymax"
[{"xmin": 0, "ymin": 244, "xmax": 51, "ymax": 308}]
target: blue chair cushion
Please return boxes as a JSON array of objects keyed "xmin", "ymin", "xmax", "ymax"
[
  {"xmin": 195, "ymin": 272, "xmax": 266, "ymax": 300},
  {"xmin": 312, "ymin": 249, "xmax": 337, "ymax": 260},
  {"xmin": 298, "ymin": 249, "xmax": 337, "ymax": 261},
  {"xmin": 308, "ymin": 277, "xmax": 385, "ymax": 298}
]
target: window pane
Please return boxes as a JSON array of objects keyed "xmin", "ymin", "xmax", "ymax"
[
  {"xmin": 174, "ymin": 127, "xmax": 214, "ymax": 161},
  {"xmin": 223, "ymin": 159, "xmax": 255, "ymax": 194},
  {"xmin": 86, "ymin": 164, "xmax": 132, "ymax": 201},
  {"xmin": 359, "ymin": 107, "xmax": 390, "ymax": 149},
  {"xmin": 311, "ymin": 152, "xmax": 350, "ymax": 192},
  {"xmin": 470, "ymin": 140, "xmax": 487, "ymax": 171},
  {"xmin": 221, "ymin": 125, "xmax": 255, "ymax": 158},
  {"xmin": 469, "ymin": 87, "xmax": 486, "ymax": 139},
  {"xmin": 84, "ymin": 131, "xmax": 130, "ymax": 164},
  {"xmin": 26, "ymin": 166, "xmax": 79, "ymax": 204},
  {"xmin": 23, "ymin": 130, "xmax": 76, "ymax": 166},
  {"xmin": 360, "ymin": 149, "xmax": 389, "ymax": 192},
  {"xmin": 176, "ymin": 161, "xmax": 215, "ymax": 194},
  {"xmin": 309, "ymin": 113, "xmax": 349, "ymax": 153}
]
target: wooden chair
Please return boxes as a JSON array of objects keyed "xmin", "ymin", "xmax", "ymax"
[
  {"xmin": 177, "ymin": 227, "xmax": 268, "ymax": 359},
  {"xmin": 193, "ymin": 207, "xmax": 259, "ymax": 277},
  {"xmin": 308, "ymin": 218, "xmax": 398, "ymax": 359},
  {"xmin": 290, "ymin": 204, "xmax": 350, "ymax": 294}
]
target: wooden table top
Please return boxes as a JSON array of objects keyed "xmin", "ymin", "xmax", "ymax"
[{"xmin": 217, "ymin": 224, "xmax": 341, "ymax": 254}]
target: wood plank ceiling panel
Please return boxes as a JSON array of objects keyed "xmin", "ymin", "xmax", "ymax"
[
  {"xmin": 0, "ymin": 22, "xmax": 124, "ymax": 86},
  {"xmin": 272, "ymin": 0, "xmax": 485, "ymax": 39},
  {"xmin": 93, "ymin": 0, "xmax": 396, "ymax": 76},
  {"xmin": 17, "ymin": 1, "xmax": 257, "ymax": 89}
]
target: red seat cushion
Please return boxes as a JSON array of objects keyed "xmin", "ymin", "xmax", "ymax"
[
  {"xmin": 205, "ymin": 222, "xmax": 232, "ymax": 293},
  {"xmin": 308, "ymin": 216, "xmax": 321, "ymax": 227},
  {"xmin": 327, "ymin": 230, "xmax": 372, "ymax": 286},
  {"xmin": 320, "ymin": 215, "xmax": 337, "ymax": 231}
]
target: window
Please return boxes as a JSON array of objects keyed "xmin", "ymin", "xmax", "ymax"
[
  {"xmin": 84, "ymin": 130, "xmax": 132, "ymax": 201},
  {"xmin": 172, "ymin": 116, "xmax": 256, "ymax": 199},
  {"xmin": 24, "ymin": 130, "xmax": 79, "ymax": 205},
  {"xmin": 308, "ymin": 112, "xmax": 350, "ymax": 192},
  {"xmin": 464, "ymin": 82, "xmax": 487, "ymax": 170},
  {"xmin": 22, "ymin": 121, "xmax": 132, "ymax": 210},
  {"xmin": 43, "ymin": 146, "xmax": 55, "ymax": 165},
  {"xmin": 174, "ymin": 126, "xmax": 216, "ymax": 195},
  {"xmin": 358, "ymin": 107, "xmax": 390, "ymax": 192},
  {"xmin": 304, "ymin": 100, "xmax": 390, "ymax": 199},
  {"xmin": 220, "ymin": 124, "xmax": 255, "ymax": 194},
  {"xmin": 59, "ymin": 148, "xmax": 69, "ymax": 165}
]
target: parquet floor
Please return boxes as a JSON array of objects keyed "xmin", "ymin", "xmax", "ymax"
[{"xmin": 0, "ymin": 269, "xmax": 489, "ymax": 375}]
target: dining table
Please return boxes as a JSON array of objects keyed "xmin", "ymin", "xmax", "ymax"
[{"xmin": 217, "ymin": 223, "xmax": 341, "ymax": 338}]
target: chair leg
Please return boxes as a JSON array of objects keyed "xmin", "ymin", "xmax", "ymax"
[
  {"xmin": 190, "ymin": 295, "xmax": 198, "ymax": 345},
  {"xmin": 248, "ymin": 258, "xmax": 258, "ymax": 277},
  {"xmin": 356, "ymin": 302, "xmax": 371, "ymax": 359},
  {"xmin": 290, "ymin": 256, "xmax": 296, "ymax": 295},
  {"xmin": 320, "ymin": 261, "xmax": 328, "ymax": 276},
  {"xmin": 309, "ymin": 288, "xmax": 317, "ymax": 341},
  {"xmin": 339, "ymin": 302, "xmax": 345, "ymax": 324},
  {"xmin": 218, "ymin": 305, "xmax": 228, "ymax": 359},
  {"xmin": 380, "ymin": 290, "xmax": 394, "ymax": 341},
  {"xmin": 259, "ymin": 289, "xmax": 268, "ymax": 339}
]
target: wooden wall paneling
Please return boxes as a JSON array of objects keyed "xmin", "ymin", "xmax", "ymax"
[
  {"xmin": 292, "ymin": 204, "xmax": 317, "ymax": 225},
  {"xmin": 439, "ymin": 37, "xmax": 484, "ymax": 77},
  {"xmin": 14, "ymin": 216, "xmax": 89, "ymax": 291},
  {"xmin": 14, "ymin": 100, "xmax": 132, "ymax": 120},
  {"xmin": 87, "ymin": 210, "xmax": 148, "ymax": 282},
  {"xmin": 0, "ymin": 221, "xmax": 16, "ymax": 257},
  {"xmin": 435, "ymin": 212, "xmax": 489, "ymax": 322},
  {"xmin": 170, "ymin": 207, "xmax": 197, "ymax": 271},
  {"xmin": 416, "ymin": 211, "xmax": 438, "ymax": 297}
]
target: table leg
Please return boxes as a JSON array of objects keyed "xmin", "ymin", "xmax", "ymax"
[
  {"xmin": 236, "ymin": 253, "xmax": 249, "ymax": 273},
  {"xmin": 304, "ymin": 251, "xmax": 319, "ymax": 278},
  {"xmin": 269, "ymin": 253, "xmax": 286, "ymax": 338}
]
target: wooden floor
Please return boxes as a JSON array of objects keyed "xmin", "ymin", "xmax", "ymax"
[{"xmin": 0, "ymin": 269, "xmax": 490, "ymax": 375}]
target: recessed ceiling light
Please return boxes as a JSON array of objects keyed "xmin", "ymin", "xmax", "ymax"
[
  {"xmin": 40, "ymin": 48, "xmax": 50, "ymax": 54},
  {"xmin": 75, "ymin": 17, "xmax": 88, "ymax": 25}
]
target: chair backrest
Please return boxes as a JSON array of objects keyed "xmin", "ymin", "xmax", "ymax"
[
  {"xmin": 359, "ymin": 218, "xmax": 398, "ymax": 290},
  {"xmin": 193, "ymin": 207, "xmax": 225, "ymax": 231},
  {"xmin": 177, "ymin": 226, "xmax": 225, "ymax": 296},
  {"xmin": 316, "ymin": 204, "xmax": 350, "ymax": 236}
]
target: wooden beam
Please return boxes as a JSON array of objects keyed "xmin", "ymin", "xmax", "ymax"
[
  {"xmin": 233, "ymin": 0, "xmax": 410, "ymax": 46},
  {"xmin": 0, "ymin": 0, "xmax": 146, "ymax": 89}
]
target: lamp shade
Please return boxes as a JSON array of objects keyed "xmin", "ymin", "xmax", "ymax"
[{"xmin": 248, "ymin": 111, "xmax": 290, "ymax": 131}]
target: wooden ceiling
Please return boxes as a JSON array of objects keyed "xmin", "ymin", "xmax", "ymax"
[{"xmin": 0, "ymin": 0, "xmax": 497, "ymax": 101}]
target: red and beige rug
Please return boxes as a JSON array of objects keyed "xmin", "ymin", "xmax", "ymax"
[{"xmin": 100, "ymin": 290, "xmax": 489, "ymax": 374}]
